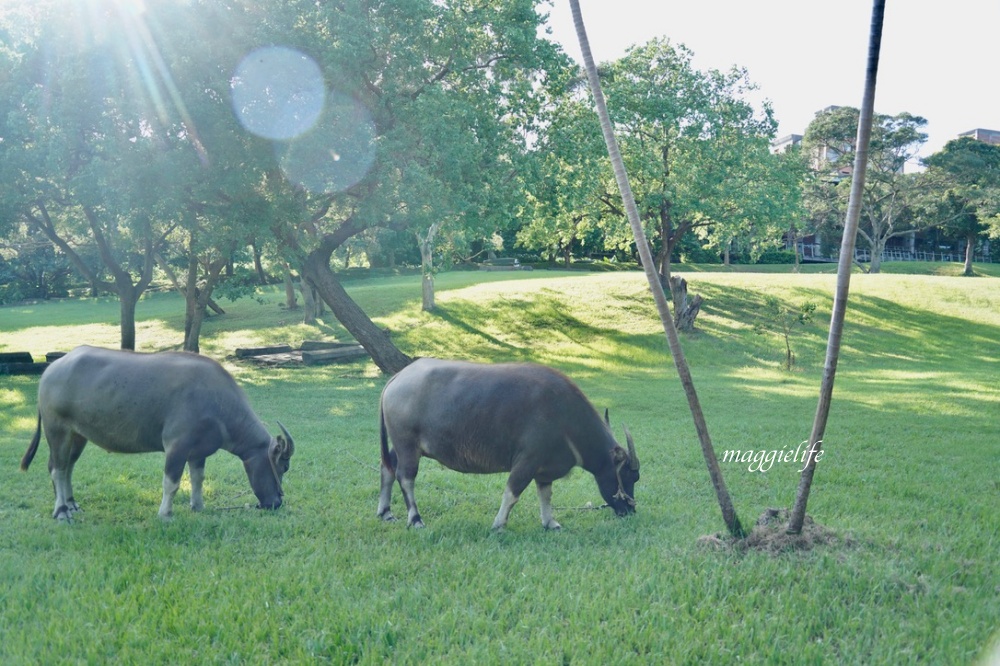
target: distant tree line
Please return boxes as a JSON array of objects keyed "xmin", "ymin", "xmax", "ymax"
[{"xmin": 2, "ymin": 1, "xmax": 997, "ymax": 366}]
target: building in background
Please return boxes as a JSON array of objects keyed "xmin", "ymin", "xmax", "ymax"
[{"xmin": 958, "ymin": 128, "xmax": 1000, "ymax": 145}]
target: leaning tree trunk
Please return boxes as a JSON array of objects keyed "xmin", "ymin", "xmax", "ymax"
[
  {"xmin": 571, "ymin": 0, "xmax": 744, "ymax": 538},
  {"xmin": 787, "ymin": 0, "xmax": 886, "ymax": 535},
  {"xmin": 304, "ymin": 247, "xmax": 412, "ymax": 374}
]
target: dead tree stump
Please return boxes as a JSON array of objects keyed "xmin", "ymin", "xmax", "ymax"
[{"xmin": 669, "ymin": 275, "xmax": 702, "ymax": 332}]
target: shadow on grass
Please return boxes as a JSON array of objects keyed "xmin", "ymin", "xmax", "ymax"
[{"xmin": 428, "ymin": 293, "xmax": 669, "ymax": 378}]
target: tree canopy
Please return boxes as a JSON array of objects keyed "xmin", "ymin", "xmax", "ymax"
[
  {"xmin": 802, "ymin": 106, "xmax": 929, "ymax": 273},
  {"xmin": 922, "ymin": 136, "xmax": 1000, "ymax": 274},
  {"xmin": 520, "ymin": 39, "xmax": 803, "ymax": 282}
]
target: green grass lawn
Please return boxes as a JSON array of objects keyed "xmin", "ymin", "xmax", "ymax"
[{"xmin": 1, "ymin": 265, "xmax": 998, "ymax": 664}]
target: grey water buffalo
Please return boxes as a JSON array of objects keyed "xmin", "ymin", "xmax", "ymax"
[
  {"xmin": 20, "ymin": 345, "xmax": 294, "ymax": 521},
  {"xmin": 377, "ymin": 358, "xmax": 639, "ymax": 530}
]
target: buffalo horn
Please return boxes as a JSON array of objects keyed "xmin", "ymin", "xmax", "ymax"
[
  {"xmin": 604, "ymin": 408, "xmax": 610, "ymax": 428},
  {"xmin": 624, "ymin": 425, "xmax": 638, "ymax": 470},
  {"xmin": 276, "ymin": 421, "xmax": 295, "ymax": 457}
]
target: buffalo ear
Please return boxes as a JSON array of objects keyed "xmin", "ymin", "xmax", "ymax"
[{"xmin": 276, "ymin": 421, "xmax": 295, "ymax": 458}]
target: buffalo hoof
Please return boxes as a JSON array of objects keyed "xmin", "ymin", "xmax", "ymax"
[
  {"xmin": 378, "ymin": 509, "xmax": 396, "ymax": 522},
  {"xmin": 408, "ymin": 519, "xmax": 425, "ymax": 529},
  {"xmin": 543, "ymin": 521, "xmax": 562, "ymax": 531},
  {"xmin": 53, "ymin": 506, "xmax": 74, "ymax": 523}
]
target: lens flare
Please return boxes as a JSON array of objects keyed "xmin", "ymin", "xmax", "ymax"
[
  {"xmin": 276, "ymin": 91, "xmax": 376, "ymax": 194},
  {"xmin": 231, "ymin": 46, "xmax": 325, "ymax": 141}
]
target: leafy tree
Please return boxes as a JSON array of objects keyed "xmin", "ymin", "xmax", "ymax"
[
  {"xmin": 246, "ymin": 0, "xmax": 564, "ymax": 371},
  {"xmin": 525, "ymin": 39, "xmax": 798, "ymax": 293},
  {"xmin": 1, "ymin": 0, "xmax": 259, "ymax": 350},
  {"xmin": 802, "ymin": 106, "xmax": 929, "ymax": 273},
  {"xmin": 922, "ymin": 136, "xmax": 1000, "ymax": 275},
  {"xmin": 600, "ymin": 40, "xmax": 791, "ymax": 285}
]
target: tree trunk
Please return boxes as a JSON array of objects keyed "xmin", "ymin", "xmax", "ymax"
[
  {"xmin": 422, "ymin": 275, "xmax": 435, "ymax": 312},
  {"xmin": 185, "ymin": 305, "xmax": 206, "ymax": 354},
  {"xmin": 304, "ymin": 248, "xmax": 411, "ymax": 374},
  {"xmin": 418, "ymin": 222, "xmax": 442, "ymax": 312},
  {"xmin": 253, "ymin": 242, "xmax": 268, "ymax": 284},
  {"xmin": 283, "ymin": 263, "xmax": 299, "ymax": 310},
  {"xmin": 157, "ymin": 252, "xmax": 225, "ymax": 317},
  {"xmin": 119, "ymin": 287, "xmax": 139, "ymax": 351},
  {"xmin": 869, "ymin": 238, "xmax": 884, "ymax": 273},
  {"xmin": 182, "ymin": 254, "xmax": 228, "ymax": 353},
  {"xmin": 300, "ymin": 278, "xmax": 319, "ymax": 325},
  {"xmin": 571, "ymin": 0, "xmax": 744, "ymax": 538},
  {"xmin": 788, "ymin": 0, "xmax": 885, "ymax": 535},
  {"xmin": 963, "ymin": 232, "xmax": 975, "ymax": 276}
]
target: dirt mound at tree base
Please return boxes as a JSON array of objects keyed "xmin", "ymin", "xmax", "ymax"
[{"xmin": 697, "ymin": 508, "xmax": 854, "ymax": 554}]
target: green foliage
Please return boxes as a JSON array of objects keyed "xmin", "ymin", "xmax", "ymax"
[
  {"xmin": 755, "ymin": 248, "xmax": 798, "ymax": 265},
  {"xmin": 1, "ymin": 269, "xmax": 998, "ymax": 663}
]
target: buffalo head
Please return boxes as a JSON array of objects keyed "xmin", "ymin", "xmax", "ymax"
[
  {"xmin": 605, "ymin": 424, "xmax": 640, "ymax": 517},
  {"xmin": 245, "ymin": 421, "xmax": 295, "ymax": 509}
]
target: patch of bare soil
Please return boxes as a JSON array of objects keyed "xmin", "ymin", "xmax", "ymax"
[{"xmin": 697, "ymin": 508, "xmax": 854, "ymax": 554}]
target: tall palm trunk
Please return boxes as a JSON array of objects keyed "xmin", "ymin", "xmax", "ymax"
[
  {"xmin": 787, "ymin": 0, "xmax": 886, "ymax": 534},
  {"xmin": 570, "ymin": 0, "xmax": 743, "ymax": 538}
]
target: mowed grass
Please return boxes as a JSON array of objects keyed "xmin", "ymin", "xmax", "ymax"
[{"xmin": 1, "ymin": 265, "xmax": 998, "ymax": 664}]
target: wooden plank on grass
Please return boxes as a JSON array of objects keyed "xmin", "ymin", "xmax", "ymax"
[
  {"xmin": 301, "ymin": 346, "xmax": 368, "ymax": 366},
  {"xmin": 0, "ymin": 362, "xmax": 49, "ymax": 375},
  {"xmin": 0, "ymin": 352, "xmax": 34, "ymax": 363},
  {"xmin": 235, "ymin": 345, "xmax": 294, "ymax": 359}
]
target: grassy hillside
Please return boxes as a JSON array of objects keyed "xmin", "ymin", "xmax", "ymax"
[{"xmin": 1, "ymin": 266, "xmax": 998, "ymax": 664}]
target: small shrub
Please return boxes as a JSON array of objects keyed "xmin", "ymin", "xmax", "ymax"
[{"xmin": 754, "ymin": 296, "xmax": 817, "ymax": 370}]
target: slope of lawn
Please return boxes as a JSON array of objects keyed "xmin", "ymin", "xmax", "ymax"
[{"xmin": 1, "ymin": 265, "xmax": 997, "ymax": 664}]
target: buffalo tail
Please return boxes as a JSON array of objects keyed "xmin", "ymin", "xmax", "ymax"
[
  {"xmin": 20, "ymin": 413, "xmax": 41, "ymax": 471},
  {"xmin": 379, "ymin": 402, "xmax": 394, "ymax": 472}
]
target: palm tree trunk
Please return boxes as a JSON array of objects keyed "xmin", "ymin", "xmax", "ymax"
[
  {"xmin": 787, "ymin": 0, "xmax": 886, "ymax": 534},
  {"xmin": 570, "ymin": 0, "xmax": 744, "ymax": 538}
]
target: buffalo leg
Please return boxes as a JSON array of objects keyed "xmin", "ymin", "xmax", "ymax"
[
  {"xmin": 158, "ymin": 450, "xmax": 187, "ymax": 519},
  {"xmin": 492, "ymin": 468, "xmax": 534, "ymax": 531},
  {"xmin": 377, "ymin": 451, "xmax": 397, "ymax": 522},
  {"xmin": 392, "ymin": 449, "xmax": 424, "ymax": 528},
  {"xmin": 46, "ymin": 426, "xmax": 86, "ymax": 521},
  {"xmin": 536, "ymin": 482, "xmax": 561, "ymax": 531},
  {"xmin": 188, "ymin": 458, "xmax": 206, "ymax": 512}
]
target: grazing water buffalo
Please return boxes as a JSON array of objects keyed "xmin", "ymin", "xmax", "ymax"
[
  {"xmin": 377, "ymin": 358, "xmax": 639, "ymax": 530},
  {"xmin": 20, "ymin": 345, "xmax": 294, "ymax": 521}
]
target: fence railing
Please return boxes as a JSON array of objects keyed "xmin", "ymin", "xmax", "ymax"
[{"xmin": 796, "ymin": 243, "xmax": 993, "ymax": 264}]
